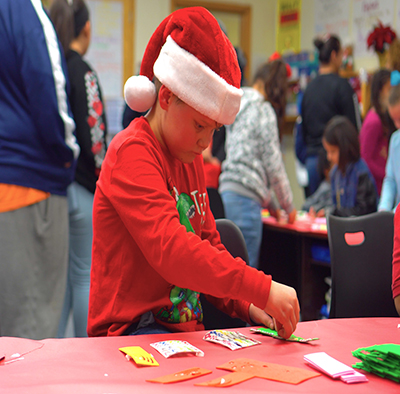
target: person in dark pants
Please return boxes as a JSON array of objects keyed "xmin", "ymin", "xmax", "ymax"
[{"xmin": 301, "ymin": 34, "xmax": 361, "ymax": 197}]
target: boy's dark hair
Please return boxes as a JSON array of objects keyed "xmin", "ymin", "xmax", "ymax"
[
  {"xmin": 371, "ymin": 69, "xmax": 396, "ymax": 139},
  {"xmin": 323, "ymin": 115, "xmax": 360, "ymax": 173},
  {"xmin": 50, "ymin": 0, "xmax": 89, "ymax": 56},
  {"xmin": 317, "ymin": 148, "xmax": 330, "ymax": 181},
  {"xmin": 314, "ymin": 35, "xmax": 341, "ymax": 64},
  {"xmin": 253, "ymin": 59, "xmax": 287, "ymax": 133}
]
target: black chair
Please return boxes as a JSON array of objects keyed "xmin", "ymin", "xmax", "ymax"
[
  {"xmin": 207, "ymin": 187, "xmax": 225, "ymax": 219},
  {"xmin": 327, "ymin": 211, "xmax": 397, "ymax": 318},
  {"xmin": 201, "ymin": 218, "xmax": 248, "ymax": 329}
]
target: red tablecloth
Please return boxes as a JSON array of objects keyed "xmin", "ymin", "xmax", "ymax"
[
  {"xmin": 1, "ymin": 318, "xmax": 399, "ymax": 393},
  {"xmin": 262, "ymin": 213, "xmax": 328, "ymax": 237}
]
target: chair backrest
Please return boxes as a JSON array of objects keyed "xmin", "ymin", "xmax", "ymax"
[
  {"xmin": 200, "ymin": 218, "xmax": 249, "ymax": 330},
  {"xmin": 207, "ymin": 187, "xmax": 225, "ymax": 219},
  {"xmin": 327, "ymin": 211, "xmax": 397, "ymax": 318},
  {"xmin": 215, "ymin": 218, "xmax": 250, "ymax": 264}
]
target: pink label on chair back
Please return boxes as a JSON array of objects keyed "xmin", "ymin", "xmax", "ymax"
[{"xmin": 344, "ymin": 231, "xmax": 365, "ymax": 246}]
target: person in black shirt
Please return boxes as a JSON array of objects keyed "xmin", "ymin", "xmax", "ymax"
[{"xmin": 301, "ymin": 34, "xmax": 361, "ymax": 197}]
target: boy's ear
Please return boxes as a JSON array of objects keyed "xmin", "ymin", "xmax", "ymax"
[{"xmin": 158, "ymin": 85, "xmax": 173, "ymax": 110}]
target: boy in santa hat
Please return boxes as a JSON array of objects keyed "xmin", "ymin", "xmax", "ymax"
[{"xmin": 88, "ymin": 7, "xmax": 299, "ymax": 338}]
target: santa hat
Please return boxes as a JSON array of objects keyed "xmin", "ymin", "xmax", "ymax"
[{"xmin": 124, "ymin": 7, "xmax": 242, "ymax": 125}]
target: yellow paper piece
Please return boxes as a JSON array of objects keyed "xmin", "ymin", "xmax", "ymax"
[{"xmin": 119, "ymin": 346, "xmax": 159, "ymax": 367}]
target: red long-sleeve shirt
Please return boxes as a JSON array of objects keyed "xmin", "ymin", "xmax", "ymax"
[{"xmin": 88, "ymin": 118, "xmax": 271, "ymax": 336}]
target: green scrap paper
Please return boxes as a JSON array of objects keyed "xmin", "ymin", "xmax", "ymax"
[
  {"xmin": 352, "ymin": 344, "xmax": 400, "ymax": 383},
  {"xmin": 250, "ymin": 327, "xmax": 319, "ymax": 343}
]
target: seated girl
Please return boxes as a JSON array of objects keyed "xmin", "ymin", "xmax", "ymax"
[{"xmin": 316, "ymin": 116, "xmax": 377, "ymax": 217}]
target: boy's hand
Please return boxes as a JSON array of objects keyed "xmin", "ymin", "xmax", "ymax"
[
  {"xmin": 263, "ymin": 281, "xmax": 300, "ymax": 339},
  {"xmin": 248, "ymin": 303, "xmax": 274, "ymax": 329}
]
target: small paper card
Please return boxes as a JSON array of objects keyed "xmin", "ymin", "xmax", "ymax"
[
  {"xmin": 119, "ymin": 346, "xmax": 159, "ymax": 367},
  {"xmin": 203, "ymin": 330, "xmax": 261, "ymax": 350},
  {"xmin": 340, "ymin": 371, "xmax": 369, "ymax": 384},
  {"xmin": 251, "ymin": 327, "xmax": 319, "ymax": 343},
  {"xmin": 304, "ymin": 352, "xmax": 367, "ymax": 383},
  {"xmin": 150, "ymin": 340, "xmax": 204, "ymax": 358},
  {"xmin": 147, "ymin": 367, "xmax": 212, "ymax": 384}
]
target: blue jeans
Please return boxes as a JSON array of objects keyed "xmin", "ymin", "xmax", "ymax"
[
  {"xmin": 220, "ymin": 191, "xmax": 262, "ymax": 269},
  {"xmin": 58, "ymin": 182, "xmax": 94, "ymax": 338},
  {"xmin": 305, "ymin": 155, "xmax": 322, "ymax": 197}
]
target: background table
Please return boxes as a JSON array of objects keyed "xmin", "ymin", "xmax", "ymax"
[
  {"xmin": 1, "ymin": 318, "xmax": 399, "ymax": 393},
  {"xmin": 260, "ymin": 214, "xmax": 330, "ymax": 320}
]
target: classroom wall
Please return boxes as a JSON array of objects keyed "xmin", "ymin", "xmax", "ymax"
[{"xmin": 134, "ymin": 0, "xmax": 276, "ymax": 77}]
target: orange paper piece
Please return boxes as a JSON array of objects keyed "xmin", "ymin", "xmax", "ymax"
[
  {"xmin": 146, "ymin": 367, "xmax": 212, "ymax": 384},
  {"xmin": 217, "ymin": 358, "xmax": 320, "ymax": 385},
  {"xmin": 195, "ymin": 372, "xmax": 254, "ymax": 387}
]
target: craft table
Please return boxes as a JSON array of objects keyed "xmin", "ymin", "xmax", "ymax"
[
  {"xmin": 1, "ymin": 318, "xmax": 399, "ymax": 393},
  {"xmin": 260, "ymin": 214, "xmax": 330, "ymax": 320}
]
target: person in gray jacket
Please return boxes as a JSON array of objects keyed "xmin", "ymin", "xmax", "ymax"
[{"xmin": 219, "ymin": 60, "xmax": 296, "ymax": 269}]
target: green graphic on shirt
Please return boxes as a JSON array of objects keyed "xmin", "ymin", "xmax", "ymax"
[
  {"xmin": 176, "ymin": 192, "xmax": 196, "ymax": 233},
  {"xmin": 156, "ymin": 192, "xmax": 203, "ymax": 323}
]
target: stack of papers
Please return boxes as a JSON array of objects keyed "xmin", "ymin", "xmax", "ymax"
[
  {"xmin": 304, "ymin": 352, "xmax": 368, "ymax": 384},
  {"xmin": 352, "ymin": 343, "xmax": 400, "ymax": 382}
]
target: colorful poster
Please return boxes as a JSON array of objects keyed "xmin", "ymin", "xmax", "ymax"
[{"xmin": 276, "ymin": 0, "xmax": 302, "ymax": 53}]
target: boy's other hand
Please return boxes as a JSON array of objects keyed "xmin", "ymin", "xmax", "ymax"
[
  {"xmin": 263, "ymin": 281, "xmax": 300, "ymax": 339},
  {"xmin": 249, "ymin": 303, "xmax": 274, "ymax": 329}
]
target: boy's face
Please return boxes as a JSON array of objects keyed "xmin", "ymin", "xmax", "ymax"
[
  {"xmin": 157, "ymin": 86, "xmax": 221, "ymax": 163},
  {"xmin": 322, "ymin": 138, "xmax": 339, "ymax": 167}
]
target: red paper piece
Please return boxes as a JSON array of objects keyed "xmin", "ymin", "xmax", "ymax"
[
  {"xmin": 195, "ymin": 372, "xmax": 254, "ymax": 387},
  {"xmin": 146, "ymin": 367, "xmax": 212, "ymax": 383},
  {"xmin": 217, "ymin": 358, "xmax": 320, "ymax": 385}
]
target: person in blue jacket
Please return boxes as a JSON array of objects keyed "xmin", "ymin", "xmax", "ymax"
[
  {"xmin": 0, "ymin": 0, "xmax": 79, "ymax": 339},
  {"xmin": 378, "ymin": 83, "xmax": 400, "ymax": 212},
  {"xmin": 317, "ymin": 116, "xmax": 377, "ymax": 217}
]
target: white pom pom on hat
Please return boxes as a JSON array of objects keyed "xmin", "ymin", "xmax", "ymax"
[
  {"xmin": 124, "ymin": 75, "xmax": 156, "ymax": 113},
  {"xmin": 123, "ymin": 6, "xmax": 243, "ymax": 125}
]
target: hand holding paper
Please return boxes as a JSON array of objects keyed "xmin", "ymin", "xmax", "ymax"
[{"xmin": 263, "ymin": 281, "xmax": 300, "ymax": 339}]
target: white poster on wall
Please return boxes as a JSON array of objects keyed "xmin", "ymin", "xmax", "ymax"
[
  {"xmin": 315, "ymin": 0, "xmax": 351, "ymax": 44},
  {"xmin": 85, "ymin": 0, "xmax": 123, "ymax": 99},
  {"xmin": 353, "ymin": 0, "xmax": 394, "ymax": 58}
]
